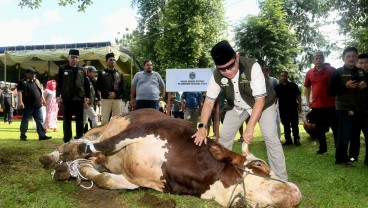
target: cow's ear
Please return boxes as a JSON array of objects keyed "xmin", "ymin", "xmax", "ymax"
[
  {"xmin": 245, "ymin": 160, "xmax": 271, "ymax": 177},
  {"xmin": 208, "ymin": 143, "xmax": 246, "ymax": 165}
]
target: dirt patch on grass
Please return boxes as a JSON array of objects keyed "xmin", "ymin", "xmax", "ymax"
[{"xmin": 74, "ymin": 186, "xmax": 127, "ymax": 208}]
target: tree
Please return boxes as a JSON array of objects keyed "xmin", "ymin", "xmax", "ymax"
[
  {"xmin": 235, "ymin": 0, "xmax": 300, "ymax": 81},
  {"xmin": 279, "ymin": 0, "xmax": 335, "ymax": 68},
  {"xmin": 18, "ymin": 0, "xmax": 93, "ymax": 11},
  {"xmin": 331, "ymin": 0, "xmax": 368, "ymax": 52},
  {"xmin": 130, "ymin": 0, "xmax": 167, "ymax": 71},
  {"xmin": 154, "ymin": 0, "xmax": 226, "ymax": 71}
]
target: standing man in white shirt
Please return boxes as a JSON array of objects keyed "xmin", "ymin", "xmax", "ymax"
[{"xmin": 192, "ymin": 40, "xmax": 288, "ymax": 181}]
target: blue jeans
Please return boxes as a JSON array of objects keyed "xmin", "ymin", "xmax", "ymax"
[{"xmin": 20, "ymin": 107, "xmax": 46, "ymax": 137}]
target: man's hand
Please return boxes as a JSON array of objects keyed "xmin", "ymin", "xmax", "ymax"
[
  {"xmin": 358, "ymin": 81, "xmax": 367, "ymax": 90},
  {"xmin": 192, "ymin": 128, "xmax": 207, "ymax": 146},
  {"xmin": 242, "ymin": 127, "xmax": 254, "ymax": 144},
  {"xmin": 108, "ymin": 92, "xmax": 116, "ymax": 99},
  {"xmin": 346, "ymin": 80, "xmax": 359, "ymax": 89},
  {"xmin": 130, "ymin": 98, "xmax": 136, "ymax": 110},
  {"xmin": 18, "ymin": 102, "xmax": 24, "ymax": 110}
]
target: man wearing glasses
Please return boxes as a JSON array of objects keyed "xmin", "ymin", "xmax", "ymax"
[
  {"xmin": 97, "ymin": 53, "xmax": 125, "ymax": 125},
  {"xmin": 193, "ymin": 40, "xmax": 288, "ymax": 181}
]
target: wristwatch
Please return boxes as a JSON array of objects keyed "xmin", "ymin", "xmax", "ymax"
[{"xmin": 198, "ymin": 123, "xmax": 207, "ymax": 129}]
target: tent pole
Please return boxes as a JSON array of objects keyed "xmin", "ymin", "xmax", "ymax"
[
  {"xmin": 4, "ymin": 50, "xmax": 6, "ymax": 82},
  {"xmin": 48, "ymin": 61, "xmax": 51, "ymax": 80}
]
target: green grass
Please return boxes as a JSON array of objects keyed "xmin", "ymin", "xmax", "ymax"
[{"xmin": 0, "ymin": 120, "xmax": 367, "ymax": 207}]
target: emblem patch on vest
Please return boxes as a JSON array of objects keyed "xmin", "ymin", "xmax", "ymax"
[
  {"xmin": 220, "ymin": 78, "xmax": 229, "ymax": 87},
  {"xmin": 240, "ymin": 72, "xmax": 250, "ymax": 84}
]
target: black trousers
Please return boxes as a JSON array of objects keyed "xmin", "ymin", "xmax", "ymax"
[
  {"xmin": 312, "ymin": 107, "xmax": 337, "ymax": 152},
  {"xmin": 62, "ymin": 100, "xmax": 84, "ymax": 143},
  {"xmin": 280, "ymin": 108, "xmax": 300, "ymax": 142},
  {"xmin": 3, "ymin": 106, "xmax": 13, "ymax": 123}
]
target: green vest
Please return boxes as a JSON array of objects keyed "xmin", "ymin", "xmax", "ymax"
[
  {"xmin": 213, "ymin": 56, "xmax": 276, "ymax": 112},
  {"xmin": 335, "ymin": 66, "xmax": 365, "ymax": 111}
]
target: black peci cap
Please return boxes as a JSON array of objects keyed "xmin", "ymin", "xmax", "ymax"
[
  {"xmin": 69, "ymin": 49, "xmax": 79, "ymax": 56},
  {"xmin": 25, "ymin": 67, "xmax": 38, "ymax": 74},
  {"xmin": 211, "ymin": 40, "xmax": 236, "ymax": 65}
]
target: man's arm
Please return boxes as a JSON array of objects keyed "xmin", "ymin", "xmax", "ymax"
[
  {"xmin": 116, "ymin": 73, "xmax": 125, "ymax": 97},
  {"xmin": 305, "ymin": 87, "xmax": 311, "ymax": 108},
  {"xmin": 297, "ymin": 94, "xmax": 302, "ymax": 113},
  {"xmin": 160, "ymin": 86, "xmax": 165, "ymax": 100},
  {"xmin": 243, "ymin": 97, "xmax": 265, "ymax": 144},
  {"xmin": 130, "ymin": 85, "xmax": 136, "ymax": 110},
  {"xmin": 17, "ymin": 91, "xmax": 24, "ymax": 109}
]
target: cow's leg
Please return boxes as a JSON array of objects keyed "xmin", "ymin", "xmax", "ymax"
[{"xmin": 79, "ymin": 165, "xmax": 139, "ymax": 190}]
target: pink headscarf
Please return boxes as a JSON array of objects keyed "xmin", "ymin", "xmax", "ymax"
[{"xmin": 46, "ymin": 80, "xmax": 56, "ymax": 91}]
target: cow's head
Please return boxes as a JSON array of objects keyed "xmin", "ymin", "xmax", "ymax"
[
  {"xmin": 39, "ymin": 141, "xmax": 92, "ymax": 169},
  {"xmin": 207, "ymin": 142, "xmax": 302, "ymax": 207}
]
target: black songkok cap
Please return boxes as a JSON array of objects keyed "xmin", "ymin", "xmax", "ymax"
[
  {"xmin": 69, "ymin": 49, "xmax": 79, "ymax": 56},
  {"xmin": 25, "ymin": 67, "xmax": 38, "ymax": 74},
  {"xmin": 105, "ymin": 53, "xmax": 115, "ymax": 61},
  {"xmin": 211, "ymin": 40, "xmax": 236, "ymax": 65}
]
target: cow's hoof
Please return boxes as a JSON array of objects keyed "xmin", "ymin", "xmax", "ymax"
[{"xmin": 53, "ymin": 163, "xmax": 71, "ymax": 181}]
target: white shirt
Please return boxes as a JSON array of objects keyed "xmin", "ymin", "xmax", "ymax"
[{"xmin": 206, "ymin": 62, "xmax": 266, "ymax": 115}]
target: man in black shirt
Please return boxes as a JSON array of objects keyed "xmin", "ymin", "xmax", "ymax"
[
  {"xmin": 96, "ymin": 53, "xmax": 125, "ymax": 125},
  {"xmin": 275, "ymin": 71, "xmax": 302, "ymax": 146},
  {"xmin": 1, "ymin": 85, "xmax": 15, "ymax": 124},
  {"xmin": 56, "ymin": 49, "xmax": 90, "ymax": 143},
  {"xmin": 17, "ymin": 68, "xmax": 51, "ymax": 141}
]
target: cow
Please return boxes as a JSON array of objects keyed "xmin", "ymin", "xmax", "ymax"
[{"xmin": 39, "ymin": 109, "xmax": 302, "ymax": 207}]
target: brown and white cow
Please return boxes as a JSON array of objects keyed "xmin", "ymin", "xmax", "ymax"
[{"xmin": 40, "ymin": 109, "xmax": 302, "ymax": 207}]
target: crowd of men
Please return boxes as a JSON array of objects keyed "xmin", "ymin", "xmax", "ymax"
[{"xmin": 6, "ymin": 42, "xmax": 368, "ymax": 173}]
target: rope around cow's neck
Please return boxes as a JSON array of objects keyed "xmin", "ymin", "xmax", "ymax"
[
  {"xmin": 227, "ymin": 166, "xmax": 254, "ymax": 208},
  {"xmin": 227, "ymin": 165, "xmax": 287, "ymax": 207},
  {"xmin": 234, "ymin": 165, "xmax": 287, "ymax": 184}
]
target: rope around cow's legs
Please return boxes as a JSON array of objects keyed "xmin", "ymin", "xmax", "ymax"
[{"xmin": 68, "ymin": 159, "xmax": 95, "ymax": 189}]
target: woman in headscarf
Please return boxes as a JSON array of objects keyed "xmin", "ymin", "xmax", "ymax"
[{"xmin": 43, "ymin": 80, "xmax": 59, "ymax": 132}]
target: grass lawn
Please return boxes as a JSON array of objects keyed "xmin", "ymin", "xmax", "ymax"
[{"xmin": 0, "ymin": 119, "xmax": 367, "ymax": 208}]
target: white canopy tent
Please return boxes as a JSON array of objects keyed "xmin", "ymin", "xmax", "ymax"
[{"xmin": 0, "ymin": 41, "xmax": 141, "ymax": 83}]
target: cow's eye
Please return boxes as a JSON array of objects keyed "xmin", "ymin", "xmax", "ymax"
[{"xmin": 255, "ymin": 161, "xmax": 262, "ymax": 166}]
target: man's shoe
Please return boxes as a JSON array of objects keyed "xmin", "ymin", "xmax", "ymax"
[
  {"xmin": 283, "ymin": 140, "xmax": 293, "ymax": 145},
  {"xmin": 316, "ymin": 150, "xmax": 327, "ymax": 155},
  {"xmin": 20, "ymin": 134, "xmax": 27, "ymax": 141},
  {"xmin": 39, "ymin": 136, "xmax": 52, "ymax": 141},
  {"xmin": 349, "ymin": 157, "xmax": 357, "ymax": 162},
  {"xmin": 294, "ymin": 141, "xmax": 301, "ymax": 146},
  {"xmin": 345, "ymin": 161, "xmax": 355, "ymax": 167}
]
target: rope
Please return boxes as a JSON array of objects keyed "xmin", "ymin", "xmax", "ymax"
[
  {"xmin": 70, "ymin": 138, "xmax": 99, "ymax": 153},
  {"xmin": 67, "ymin": 159, "xmax": 95, "ymax": 189},
  {"xmin": 226, "ymin": 165, "xmax": 287, "ymax": 207},
  {"xmin": 234, "ymin": 165, "xmax": 287, "ymax": 184}
]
